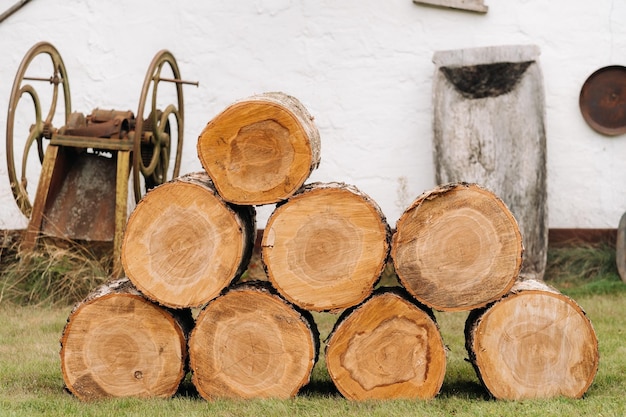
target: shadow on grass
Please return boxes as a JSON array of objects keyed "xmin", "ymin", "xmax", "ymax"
[
  {"xmin": 438, "ymin": 378, "xmax": 491, "ymax": 401},
  {"xmin": 300, "ymin": 379, "xmax": 340, "ymax": 397}
]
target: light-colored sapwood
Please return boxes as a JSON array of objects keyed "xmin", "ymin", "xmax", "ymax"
[
  {"xmin": 121, "ymin": 171, "xmax": 255, "ymax": 308},
  {"xmin": 60, "ymin": 278, "xmax": 191, "ymax": 401},
  {"xmin": 188, "ymin": 282, "xmax": 319, "ymax": 399},
  {"xmin": 262, "ymin": 182, "xmax": 391, "ymax": 312},
  {"xmin": 392, "ymin": 183, "xmax": 523, "ymax": 311},
  {"xmin": 325, "ymin": 288, "xmax": 446, "ymax": 400},
  {"xmin": 465, "ymin": 280, "xmax": 599, "ymax": 400},
  {"xmin": 197, "ymin": 92, "xmax": 321, "ymax": 205}
]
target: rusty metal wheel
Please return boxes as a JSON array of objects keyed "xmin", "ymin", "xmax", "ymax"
[
  {"xmin": 5, "ymin": 41, "xmax": 71, "ymax": 218},
  {"xmin": 133, "ymin": 50, "xmax": 185, "ymax": 203}
]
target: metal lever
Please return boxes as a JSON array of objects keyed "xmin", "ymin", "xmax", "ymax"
[{"xmin": 156, "ymin": 77, "xmax": 199, "ymax": 87}]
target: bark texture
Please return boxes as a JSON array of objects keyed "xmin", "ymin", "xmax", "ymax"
[{"xmin": 617, "ymin": 211, "xmax": 626, "ymax": 282}]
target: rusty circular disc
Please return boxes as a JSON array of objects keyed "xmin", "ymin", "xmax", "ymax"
[{"xmin": 579, "ymin": 65, "xmax": 626, "ymax": 136}]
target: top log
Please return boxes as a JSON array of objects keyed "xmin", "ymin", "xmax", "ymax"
[{"xmin": 197, "ymin": 92, "xmax": 321, "ymax": 205}]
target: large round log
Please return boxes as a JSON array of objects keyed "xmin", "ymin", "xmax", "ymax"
[
  {"xmin": 465, "ymin": 280, "xmax": 599, "ymax": 400},
  {"xmin": 262, "ymin": 182, "xmax": 391, "ymax": 312},
  {"xmin": 188, "ymin": 282, "xmax": 319, "ymax": 400},
  {"xmin": 197, "ymin": 92, "xmax": 321, "ymax": 205},
  {"xmin": 325, "ymin": 288, "xmax": 446, "ymax": 400},
  {"xmin": 392, "ymin": 182, "xmax": 523, "ymax": 311},
  {"xmin": 60, "ymin": 278, "xmax": 191, "ymax": 401},
  {"xmin": 122, "ymin": 171, "xmax": 256, "ymax": 308}
]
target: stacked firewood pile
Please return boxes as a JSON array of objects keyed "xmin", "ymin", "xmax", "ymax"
[{"xmin": 59, "ymin": 92, "xmax": 599, "ymax": 402}]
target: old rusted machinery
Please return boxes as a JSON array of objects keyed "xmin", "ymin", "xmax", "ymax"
[{"xmin": 6, "ymin": 41, "xmax": 197, "ymax": 276}]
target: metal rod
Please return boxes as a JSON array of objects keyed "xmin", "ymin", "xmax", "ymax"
[
  {"xmin": 156, "ymin": 77, "xmax": 199, "ymax": 87},
  {"xmin": 0, "ymin": 0, "xmax": 33, "ymax": 24},
  {"xmin": 23, "ymin": 76, "xmax": 55, "ymax": 83}
]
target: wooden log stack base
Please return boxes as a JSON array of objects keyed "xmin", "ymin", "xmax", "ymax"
[
  {"xmin": 262, "ymin": 182, "xmax": 391, "ymax": 312},
  {"xmin": 392, "ymin": 182, "xmax": 523, "ymax": 311},
  {"xmin": 188, "ymin": 281, "xmax": 319, "ymax": 400},
  {"xmin": 122, "ymin": 172, "xmax": 256, "ymax": 308},
  {"xmin": 465, "ymin": 280, "xmax": 599, "ymax": 400},
  {"xmin": 60, "ymin": 278, "xmax": 191, "ymax": 401},
  {"xmin": 325, "ymin": 288, "xmax": 447, "ymax": 400},
  {"xmin": 197, "ymin": 92, "xmax": 321, "ymax": 205}
]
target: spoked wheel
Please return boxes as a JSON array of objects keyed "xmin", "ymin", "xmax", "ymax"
[
  {"xmin": 6, "ymin": 42, "xmax": 71, "ymax": 218},
  {"xmin": 133, "ymin": 50, "xmax": 184, "ymax": 203}
]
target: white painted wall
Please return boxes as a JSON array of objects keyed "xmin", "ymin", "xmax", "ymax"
[{"xmin": 0, "ymin": 0, "xmax": 624, "ymax": 230}]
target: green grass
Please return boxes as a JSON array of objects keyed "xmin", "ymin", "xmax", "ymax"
[
  {"xmin": 0, "ymin": 242, "xmax": 624, "ymax": 416},
  {"xmin": 545, "ymin": 242, "xmax": 626, "ymax": 297}
]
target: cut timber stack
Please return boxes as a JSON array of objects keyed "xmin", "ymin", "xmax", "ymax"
[
  {"xmin": 465, "ymin": 280, "xmax": 599, "ymax": 400},
  {"xmin": 60, "ymin": 90, "xmax": 599, "ymax": 402},
  {"xmin": 60, "ymin": 278, "xmax": 192, "ymax": 401},
  {"xmin": 262, "ymin": 182, "xmax": 391, "ymax": 311},
  {"xmin": 391, "ymin": 182, "xmax": 523, "ymax": 311},
  {"xmin": 188, "ymin": 282, "xmax": 319, "ymax": 400},
  {"xmin": 121, "ymin": 171, "xmax": 255, "ymax": 308},
  {"xmin": 325, "ymin": 288, "xmax": 446, "ymax": 400},
  {"xmin": 197, "ymin": 92, "xmax": 321, "ymax": 205}
]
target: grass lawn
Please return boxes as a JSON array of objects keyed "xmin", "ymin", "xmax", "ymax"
[{"xmin": 0, "ymin": 243, "xmax": 624, "ymax": 416}]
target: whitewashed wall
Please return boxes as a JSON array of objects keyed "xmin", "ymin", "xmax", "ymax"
[{"xmin": 0, "ymin": 0, "xmax": 624, "ymax": 230}]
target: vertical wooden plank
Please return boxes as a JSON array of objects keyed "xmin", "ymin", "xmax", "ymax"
[
  {"xmin": 432, "ymin": 45, "xmax": 547, "ymax": 281},
  {"xmin": 22, "ymin": 144, "xmax": 60, "ymax": 251},
  {"xmin": 112, "ymin": 150, "xmax": 130, "ymax": 278}
]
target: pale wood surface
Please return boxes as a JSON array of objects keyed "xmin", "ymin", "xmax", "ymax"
[
  {"xmin": 60, "ymin": 278, "xmax": 189, "ymax": 401},
  {"xmin": 188, "ymin": 282, "xmax": 318, "ymax": 399},
  {"xmin": 325, "ymin": 288, "xmax": 446, "ymax": 400},
  {"xmin": 262, "ymin": 182, "xmax": 391, "ymax": 311},
  {"xmin": 122, "ymin": 171, "xmax": 255, "ymax": 308},
  {"xmin": 392, "ymin": 183, "xmax": 523, "ymax": 311},
  {"xmin": 465, "ymin": 280, "xmax": 599, "ymax": 400},
  {"xmin": 197, "ymin": 92, "xmax": 320, "ymax": 205},
  {"xmin": 432, "ymin": 45, "xmax": 547, "ymax": 281}
]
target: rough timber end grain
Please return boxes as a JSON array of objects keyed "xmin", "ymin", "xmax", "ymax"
[
  {"xmin": 325, "ymin": 289, "xmax": 446, "ymax": 400},
  {"xmin": 262, "ymin": 182, "xmax": 391, "ymax": 311},
  {"xmin": 60, "ymin": 279, "xmax": 188, "ymax": 401},
  {"xmin": 188, "ymin": 282, "xmax": 318, "ymax": 399},
  {"xmin": 392, "ymin": 183, "xmax": 523, "ymax": 311},
  {"xmin": 465, "ymin": 281, "xmax": 599, "ymax": 400},
  {"xmin": 122, "ymin": 172, "xmax": 255, "ymax": 308},
  {"xmin": 197, "ymin": 92, "xmax": 321, "ymax": 205}
]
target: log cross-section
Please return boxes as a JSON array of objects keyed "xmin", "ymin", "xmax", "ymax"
[
  {"xmin": 197, "ymin": 92, "xmax": 321, "ymax": 205},
  {"xmin": 465, "ymin": 280, "xmax": 599, "ymax": 400},
  {"xmin": 262, "ymin": 182, "xmax": 391, "ymax": 312},
  {"xmin": 392, "ymin": 182, "xmax": 523, "ymax": 311},
  {"xmin": 122, "ymin": 171, "xmax": 256, "ymax": 308},
  {"xmin": 325, "ymin": 288, "xmax": 446, "ymax": 400},
  {"xmin": 188, "ymin": 282, "xmax": 319, "ymax": 400},
  {"xmin": 60, "ymin": 278, "xmax": 190, "ymax": 401}
]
